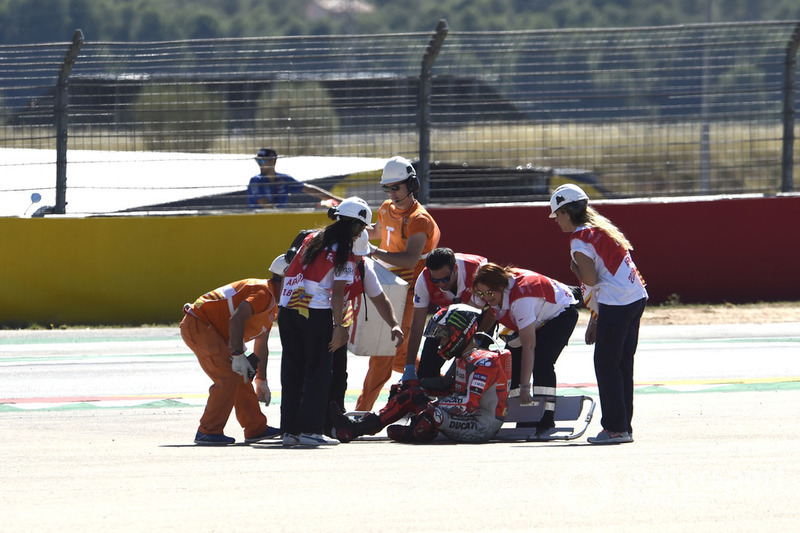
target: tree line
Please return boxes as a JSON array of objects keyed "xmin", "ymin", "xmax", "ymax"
[{"xmin": 1, "ymin": 0, "xmax": 798, "ymax": 45}]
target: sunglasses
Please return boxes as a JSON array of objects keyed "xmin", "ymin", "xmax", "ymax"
[
  {"xmin": 381, "ymin": 184, "xmax": 402, "ymax": 193},
  {"xmin": 256, "ymin": 158, "xmax": 275, "ymax": 165},
  {"xmin": 474, "ymin": 289, "xmax": 495, "ymax": 299},
  {"xmin": 430, "ymin": 273, "xmax": 451, "ymax": 285}
]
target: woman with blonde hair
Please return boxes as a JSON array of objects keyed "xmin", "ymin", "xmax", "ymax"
[{"xmin": 549, "ymin": 184, "xmax": 648, "ymax": 444}]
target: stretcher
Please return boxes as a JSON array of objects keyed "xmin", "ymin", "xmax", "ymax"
[
  {"xmin": 343, "ymin": 394, "xmax": 595, "ymax": 443},
  {"xmin": 494, "ymin": 395, "xmax": 595, "ymax": 441}
]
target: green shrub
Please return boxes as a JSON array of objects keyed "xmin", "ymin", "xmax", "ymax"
[
  {"xmin": 254, "ymin": 81, "xmax": 340, "ymax": 155},
  {"xmin": 130, "ymin": 82, "xmax": 227, "ymax": 152}
]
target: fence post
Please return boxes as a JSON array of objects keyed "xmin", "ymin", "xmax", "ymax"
[
  {"xmin": 54, "ymin": 29, "xmax": 84, "ymax": 215},
  {"xmin": 417, "ymin": 19, "xmax": 449, "ymax": 204},
  {"xmin": 699, "ymin": 15, "xmax": 712, "ymax": 194},
  {"xmin": 782, "ymin": 22, "xmax": 800, "ymax": 193}
]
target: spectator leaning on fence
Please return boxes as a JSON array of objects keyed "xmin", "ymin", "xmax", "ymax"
[{"xmin": 247, "ymin": 147, "xmax": 343, "ymax": 209}]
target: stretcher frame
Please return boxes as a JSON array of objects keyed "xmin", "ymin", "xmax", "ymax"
[{"xmin": 494, "ymin": 395, "xmax": 596, "ymax": 441}]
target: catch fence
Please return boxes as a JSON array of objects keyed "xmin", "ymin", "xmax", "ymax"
[{"xmin": 1, "ymin": 20, "xmax": 798, "ymax": 215}]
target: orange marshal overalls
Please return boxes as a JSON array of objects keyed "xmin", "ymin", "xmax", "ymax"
[
  {"xmin": 180, "ymin": 279, "xmax": 277, "ymax": 438},
  {"xmin": 355, "ymin": 199, "xmax": 440, "ymax": 411}
]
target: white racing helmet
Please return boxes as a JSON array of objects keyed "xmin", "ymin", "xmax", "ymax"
[
  {"xmin": 380, "ymin": 156, "xmax": 416, "ymax": 185},
  {"xmin": 549, "ymin": 183, "xmax": 589, "ymax": 218},
  {"xmin": 335, "ymin": 197, "xmax": 373, "ymax": 228}
]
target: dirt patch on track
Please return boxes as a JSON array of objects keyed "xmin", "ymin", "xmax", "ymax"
[{"xmin": 642, "ymin": 301, "xmax": 800, "ymax": 325}]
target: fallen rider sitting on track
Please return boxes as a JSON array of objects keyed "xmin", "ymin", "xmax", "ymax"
[{"xmin": 329, "ymin": 303, "xmax": 510, "ymax": 443}]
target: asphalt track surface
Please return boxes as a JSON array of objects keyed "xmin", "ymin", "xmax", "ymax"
[{"xmin": 1, "ymin": 322, "xmax": 799, "ymax": 532}]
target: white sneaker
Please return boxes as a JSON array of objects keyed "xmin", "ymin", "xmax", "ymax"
[
  {"xmin": 282, "ymin": 433, "xmax": 300, "ymax": 447},
  {"xmin": 298, "ymin": 433, "xmax": 339, "ymax": 446}
]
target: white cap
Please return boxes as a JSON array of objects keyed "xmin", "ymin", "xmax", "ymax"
[
  {"xmin": 549, "ymin": 183, "xmax": 589, "ymax": 218},
  {"xmin": 269, "ymin": 254, "xmax": 290, "ymax": 276},
  {"xmin": 380, "ymin": 156, "xmax": 416, "ymax": 185},
  {"xmin": 335, "ymin": 197, "xmax": 373, "ymax": 227}
]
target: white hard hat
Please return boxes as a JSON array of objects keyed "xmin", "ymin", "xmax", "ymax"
[
  {"xmin": 269, "ymin": 254, "xmax": 290, "ymax": 276},
  {"xmin": 335, "ymin": 196, "xmax": 373, "ymax": 227},
  {"xmin": 549, "ymin": 183, "xmax": 589, "ymax": 218},
  {"xmin": 380, "ymin": 156, "xmax": 416, "ymax": 185}
]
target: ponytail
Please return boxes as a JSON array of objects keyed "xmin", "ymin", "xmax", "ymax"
[{"xmin": 563, "ymin": 200, "xmax": 632, "ymax": 251}]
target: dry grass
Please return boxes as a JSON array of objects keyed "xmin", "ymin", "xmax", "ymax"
[
  {"xmin": 3, "ymin": 121, "xmax": 794, "ymax": 196},
  {"xmin": 640, "ymin": 301, "xmax": 800, "ymax": 325},
  {"xmin": 428, "ymin": 121, "xmax": 788, "ymax": 195}
]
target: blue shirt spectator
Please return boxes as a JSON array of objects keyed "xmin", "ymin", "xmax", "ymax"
[
  {"xmin": 248, "ymin": 172, "xmax": 305, "ymax": 208},
  {"xmin": 247, "ymin": 148, "xmax": 342, "ymax": 209}
]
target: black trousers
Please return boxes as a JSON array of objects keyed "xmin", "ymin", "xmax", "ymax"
[
  {"xmin": 594, "ymin": 298, "xmax": 647, "ymax": 434},
  {"xmin": 507, "ymin": 305, "xmax": 578, "ymax": 427},
  {"xmin": 324, "ymin": 345, "xmax": 348, "ymax": 435},
  {"xmin": 278, "ymin": 307, "xmax": 334, "ymax": 436},
  {"xmin": 508, "ymin": 305, "xmax": 579, "ymax": 392}
]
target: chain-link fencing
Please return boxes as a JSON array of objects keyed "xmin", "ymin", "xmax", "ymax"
[{"xmin": 1, "ymin": 20, "xmax": 798, "ymax": 215}]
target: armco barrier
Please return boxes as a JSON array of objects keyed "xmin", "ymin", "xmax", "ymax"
[
  {"xmin": 0, "ymin": 195, "xmax": 797, "ymax": 326},
  {"xmin": 429, "ymin": 194, "xmax": 800, "ymax": 305},
  {"xmin": 0, "ymin": 211, "xmax": 332, "ymax": 326}
]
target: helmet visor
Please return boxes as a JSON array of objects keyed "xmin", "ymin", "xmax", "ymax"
[{"xmin": 423, "ymin": 320, "xmax": 450, "ymax": 342}]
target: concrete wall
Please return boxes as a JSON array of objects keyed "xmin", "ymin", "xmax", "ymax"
[{"xmin": 1, "ymin": 195, "xmax": 797, "ymax": 326}]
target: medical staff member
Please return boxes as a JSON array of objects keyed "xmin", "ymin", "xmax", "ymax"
[
  {"xmin": 325, "ymin": 230, "xmax": 405, "ymax": 435},
  {"xmin": 471, "ymin": 262, "xmax": 579, "ymax": 437},
  {"xmin": 278, "ymin": 197, "xmax": 373, "ymax": 446},
  {"xmin": 549, "ymin": 184, "xmax": 647, "ymax": 444},
  {"xmin": 403, "ymin": 247, "xmax": 490, "ymax": 382}
]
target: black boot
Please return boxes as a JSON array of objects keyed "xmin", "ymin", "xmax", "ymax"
[
  {"xmin": 353, "ymin": 412, "xmax": 384, "ymax": 437},
  {"xmin": 535, "ymin": 410, "xmax": 555, "ymax": 437},
  {"xmin": 328, "ymin": 402, "xmax": 356, "ymax": 443},
  {"xmin": 387, "ymin": 424, "xmax": 415, "ymax": 443}
]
